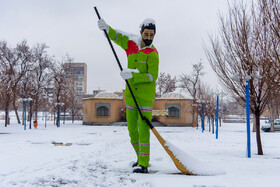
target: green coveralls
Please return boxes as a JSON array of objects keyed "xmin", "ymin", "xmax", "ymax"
[{"xmin": 108, "ymin": 26, "xmax": 159, "ymax": 167}]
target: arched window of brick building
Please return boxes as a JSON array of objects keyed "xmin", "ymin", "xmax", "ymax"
[
  {"xmin": 96, "ymin": 106, "xmax": 109, "ymax": 116},
  {"xmin": 168, "ymin": 106, "xmax": 180, "ymax": 117}
]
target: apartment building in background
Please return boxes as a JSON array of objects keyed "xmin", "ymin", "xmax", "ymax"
[{"xmin": 64, "ymin": 62, "xmax": 87, "ymax": 96}]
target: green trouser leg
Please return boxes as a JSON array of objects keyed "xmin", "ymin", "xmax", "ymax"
[{"xmin": 126, "ymin": 97, "xmax": 153, "ymax": 168}]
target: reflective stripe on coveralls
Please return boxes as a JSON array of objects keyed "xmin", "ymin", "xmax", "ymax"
[
  {"xmin": 126, "ymin": 105, "xmax": 134, "ymax": 111},
  {"xmin": 139, "ymin": 106, "xmax": 152, "ymax": 112},
  {"xmin": 126, "ymin": 105, "xmax": 153, "ymax": 112},
  {"xmin": 146, "ymin": 73, "xmax": 154, "ymax": 81},
  {"xmin": 131, "ymin": 142, "xmax": 150, "ymax": 157},
  {"xmin": 131, "ymin": 142, "xmax": 139, "ymax": 153}
]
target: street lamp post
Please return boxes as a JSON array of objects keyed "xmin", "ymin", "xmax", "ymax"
[
  {"xmin": 215, "ymin": 95, "xmax": 219, "ymax": 139},
  {"xmin": 232, "ymin": 74, "xmax": 252, "ymax": 158},
  {"xmin": 55, "ymin": 102, "xmax": 64, "ymax": 127},
  {"xmin": 192, "ymin": 104, "xmax": 199, "ymax": 129},
  {"xmin": 202, "ymin": 102, "xmax": 205, "ymax": 133},
  {"xmin": 197, "ymin": 100, "xmax": 206, "ymax": 133},
  {"xmin": 24, "ymin": 99, "xmax": 26, "ymax": 130},
  {"xmin": 18, "ymin": 98, "xmax": 32, "ymax": 130},
  {"xmin": 245, "ymin": 79, "xmax": 251, "ymax": 158},
  {"xmin": 197, "ymin": 105, "xmax": 199, "ymax": 129},
  {"xmin": 27, "ymin": 98, "xmax": 33, "ymax": 129},
  {"xmin": 211, "ymin": 91, "xmax": 227, "ymax": 139}
]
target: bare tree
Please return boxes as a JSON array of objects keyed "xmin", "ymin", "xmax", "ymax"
[
  {"xmin": 59, "ymin": 77, "xmax": 74, "ymax": 124},
  {"xmin": 0, "ymin": 71, "xmax": 12, "ymax": 127},
  {"xmin": 14, "ymin": 41, "xmax": 33, "ymax": 123},
  {"xmin": 30, "ymin": 43, "xmax": 53, "ymax": 121},
  {"xmin": 51, "ymin": 55, "xmax": 74, "ymax": 126},
  {"xmin": 0, "ymin": 40, "xmax": 78, "ymax": 127},
  {"xmin": 204, "ymin": 0, "xmax": 280, "ymax": 155},
  {"xmin": 18, "ymin": 63, "xmax": 36, "ymax": 125},
  {"xmin": 0, "ymin": 41, "xmax": 33, "ymax": 126},
  {"xmin": 156, "ymin": 72, "xmax": 177, "ymax": 97},
  {"xmin": 51, "ymin": 62, "xmax": 65, "ymax": 126},
  {"xmin": 196, "ymin": 82, "xmax": 216, "ymax": 131},
  {"xmin": 67, "ymin": 87, "xmax": 83, "ymax": 123},
  {"xmin": 179, "ymin": 60, "xmax": 205, "ymax": 125},
  {"xmin": 264, "ymin": 0, "xmax": 280, "ymax": 38},
  {"xmin": 261, "ymin": 0, "xmax": 280, "ymax": 131}
]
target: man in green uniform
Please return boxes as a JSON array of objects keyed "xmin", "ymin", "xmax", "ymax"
[{"xmin": 98, "ymin": 18, "xmax": 159, "ymax": 173}]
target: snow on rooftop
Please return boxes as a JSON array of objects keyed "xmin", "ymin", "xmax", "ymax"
[
  {"xmin": 160, "ymin": 92, "xmax": 186, "ymax": 99},
  {"xmin": 94, "ymin": 92, "xmax": 119, "ymax": 99}
]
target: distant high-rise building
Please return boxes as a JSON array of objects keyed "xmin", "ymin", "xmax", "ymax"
[{"xmin": 64, "ymin": 62, "xmax": 87, "ymax": 96}]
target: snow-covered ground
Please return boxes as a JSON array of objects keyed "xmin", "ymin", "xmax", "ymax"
[{"xmin": 0, "ymin": 119, "xmax": 279, "ymax": 187}]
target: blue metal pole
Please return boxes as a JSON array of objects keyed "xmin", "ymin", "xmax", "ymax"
[
  {"xmin": 58, "ymin": 104, "xmax": 61, "ymax": 127},
  {"xmin": 197, "ymin": 106, "xmax": 199, "ymax": 129},
  {"xmin": 207, "ymin": 117, "xmax": 210, "ymax": 132},
  {"xmin": 202, "ymin": 103, "xmax": 205, "ymax": 133},
  {"xmin": 216, "ymin": 96, "xmax": 219, "ymax": 139},
  {"xmin": 24, "ymin": 101, "xmax": 26, "ymax": 130},
  {"xmin": 246, "ymin": 80, "xmax": 251, "ymax": 158}
]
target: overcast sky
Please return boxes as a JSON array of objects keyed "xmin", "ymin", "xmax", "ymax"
[{"xmin": 0, "ymin": 0, "xmax": 229, "ymax": 94}]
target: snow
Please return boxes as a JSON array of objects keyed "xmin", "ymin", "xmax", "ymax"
[
  {"xmin": 164, "ymin": 140, "xmax": 225, "ymax": 176},
  {"xmin": 159, "ymin": 92, "xmax": 186, "ymax": 99},
  {"xmin": 139, "ymin": 18, "xmax": 156, "ymax": 28},
  {"xmin": 115, "ymin": 29, "xmax": 140, "ymax": 45},
  {"xmin": 1, "ymin": 119, "xmax": 280, "ymax": 187},
  {"xmin": 94, "ymin": 91, "xmax": 119, "ymax": 98}
]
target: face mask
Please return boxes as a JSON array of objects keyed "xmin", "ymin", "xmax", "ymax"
[{"xmin": 142, "ymin": 38, "xmax": 153, "ymax": 46}]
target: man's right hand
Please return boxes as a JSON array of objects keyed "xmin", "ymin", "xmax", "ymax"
[
  {"xmin": 120, "ymin": 68, "xmax": 140, "ymax": 80},
  {"xmin": 97, "ymin": 19, "xmax": 109, "ymax": 33}
]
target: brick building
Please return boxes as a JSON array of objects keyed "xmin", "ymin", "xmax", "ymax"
[{"xmin": 83, "ymin": 92, "xmax": 195, "ymax": 126}]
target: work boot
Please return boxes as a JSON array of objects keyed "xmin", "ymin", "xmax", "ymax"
[
  {"xmin": 133, "ymin": 165, "xmax": 148, "ymax": 173},
  {"xmin": 132, "ymin": 161, "xmax": 138, "ymax": 167}
]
